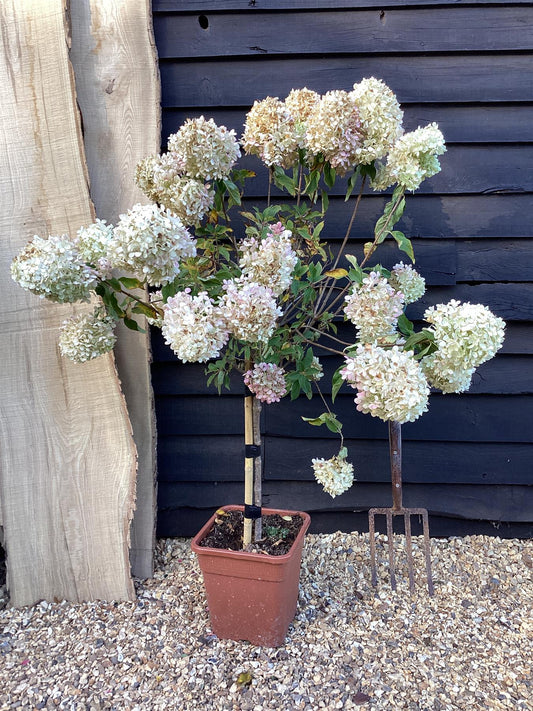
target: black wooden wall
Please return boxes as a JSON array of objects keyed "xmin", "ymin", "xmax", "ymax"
[{"xmin": 151, "ymin": 0, "xmax": 533, "ymax": 538}]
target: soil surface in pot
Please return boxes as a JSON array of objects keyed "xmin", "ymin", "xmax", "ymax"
[{"xmin": 199, "ymin": 510, "xmax": 304, "ymax": 556}]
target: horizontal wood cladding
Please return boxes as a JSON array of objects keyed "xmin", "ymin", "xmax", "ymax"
[
  {"xmin": 159, "ymin": 55, "xmax": 533, "ymax": 107},
  {"xmin": 158, "ymin": 481, "xmax": 533, "ymax": 522},
  {"xmin": 162, "ymin": 105, "xmax": 533, "ymax": 144},
  {"xmin": 155, "ymin": 394, "xmax": 533, "ymax": 442},
  {"xmin": 152, "ymin": 0, "xmax": 533, "ymax": 535},
  {"xmin": 154, "ymin": 7, "xmax": 533, "ymax": 58},
  {"xmin": 153, "ymin": 1, "xmax": 533, "ymax": 14},
  {"xmin": 157, "ymin": 436, "xmax": 533, "ymax": 485}
]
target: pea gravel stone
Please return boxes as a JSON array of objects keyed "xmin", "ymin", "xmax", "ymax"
[{"xmin": 0, "ymin": 532, "xmax": 531, "ymax": 710}]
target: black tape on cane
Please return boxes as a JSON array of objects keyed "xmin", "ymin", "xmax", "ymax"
[
  {"xmin": 244, "ymin": 504, "xmax": 262, "ymax": 520},
  {"xmin": 245, "ymin": 444, "xmax": 261, "ymax": 459}
]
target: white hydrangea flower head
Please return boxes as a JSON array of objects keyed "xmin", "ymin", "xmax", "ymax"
[
  {"xmin": 243, "ymin": 362, "xmax": 287, "ymax": 403},
  {"xmin": 161, "ymin": 290, "xmax": 229, "ymax": 363},
  {"xmin": 372, "ymin": 122, "xmax": 446, "ymax": 191},
  {"xmin": 136, "ymin": 155, "xmax": 214, "ymax": 225},
  {"xmin": 109, "ymin": 204, "xmax": 196, "ymax": 286},
  {"xmin": 283, "ymin": 88, "xmax": 321, "ymax": 146},
  {"xmin": 341, "ymin": 344, "xmax": 430, "ymax": 423},
  {"xmin": 239, "ymin": 224, "xmax": 298, "ymax": 296},
  {"xmin": 241, "ymin": 97, "xmax": 299, "ymax": 168},
  {"xmin": 11, "ymin": 234, "xmax": 98, "ymax": 303},
  {"xmin": 59, "ymin": 307, "xmax": 117, "ymax": 362},
  {"xmin": 344, "ymin": 271, "xmax": 405, "ymax": 342},
  {"xmin": 389, "ymin": 262, "xmax": 426, "ymax": 305},
  {"xmin": 350, "ymin": 77, "xmax": 404, "ymax": 164},
  {"xmin": 305, "ymin": 90, "xmax": 363, "ymax": 175},
  {"xmin": 421, "ymin": 299, "xmax": 505, "ymax": 393},
  {"xmin": 167, "ymin": 116, "xmax": 241, "ymax": 180},
  {"xmin": 220, "ymin": 278, "xmax": 282, "ymax": 344},
  {"xmin": 75, "ymin": 219, "xmax": 114, "ymax": 273},
  {"xmin": 312, "ymin": 452, "xmax": 355, "ymax": 498}
]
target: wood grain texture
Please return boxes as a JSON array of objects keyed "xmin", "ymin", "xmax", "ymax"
[
  {"xmin": 69, "ymin": 0, "xmax": 161, "ymax": 579},
  {"xmin": 0, "ymin": 0, "xmax": 137, "ymax": 606},
  {"xmin": 154, "ymin": 7, "xmax": 533, "ymax": 58},
  {"xmin": 153, "ymin": 1, "xmax": 533, "ymax": 12}
]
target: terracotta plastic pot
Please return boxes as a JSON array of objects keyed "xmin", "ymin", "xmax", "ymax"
[{"xmin": 191, "ymin": 505, "xmax": 311, "ymax": 647}]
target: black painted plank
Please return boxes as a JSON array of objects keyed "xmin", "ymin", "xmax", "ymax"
[
  {"xmin": 159, "ymin": 55, "xmax": 533, "ymax": 107},
  {"xmin": 157, "ymin": 480, "xmax": 533, "ymax": 521},
  {"xmin": 264, "ymin": 394, "xmax": 533, "ymax": 442},
  {"xmin": 156, "ymin": 506, "xmax": 533, "ymax": 539},
  {"xmin": 154, "ymin": 1, "xmax": 533, "ymax": 13},
  {"xmin": 156, "ymin": 393, "xmax": 533, "ymax": 442},
  {"xmin": 456, "ymin": 240, "xmax": 533, "ymax": 282},
  {"xmin": 237, "ymin": 194, "xmax": 533, "ymax": 240},
  {"xmin": 162, "ymin": 104, "xmax": 533, "ymax": 145},
  {"xmin": 157, "ymin": 435, "xmax": 533, "ymax": 485},
  {"xmin": 152, "ymin": 355, "xmax": 533, "ymax": 397},
  {"xmin": 200, "ymin": 146, "xmax": 533, "ymax": 197},
  {"xmin": 154, "ymin": 8, "xmax": 533, "ymax": 58}
]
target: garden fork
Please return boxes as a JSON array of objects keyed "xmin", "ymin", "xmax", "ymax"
[{"xmin": 368, "ymin": 421, "xmax": 434, "ymax": 596}]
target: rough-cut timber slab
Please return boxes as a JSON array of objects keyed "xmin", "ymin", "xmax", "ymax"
[
  {"xmin": 0, "ymin": 0, "xmax": 137, "ymax": 606},
  {"xmin": 69, "ymin": 0, "xmax": 161, "ymax": 579}
]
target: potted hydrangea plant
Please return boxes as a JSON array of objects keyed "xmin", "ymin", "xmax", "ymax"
[{"xmin": 11, "ymin": 78, "xmax": 504, "ymax": 645}]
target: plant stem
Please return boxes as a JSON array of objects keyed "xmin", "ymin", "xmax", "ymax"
[{"xmin": 360, "ymin": 189, "xmax": 405, "ymax": 268}]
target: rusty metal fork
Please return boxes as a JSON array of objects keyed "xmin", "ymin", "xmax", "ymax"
[{"xmin": 368, "ymin": 421, "xmax": 434, "ymax": 596}]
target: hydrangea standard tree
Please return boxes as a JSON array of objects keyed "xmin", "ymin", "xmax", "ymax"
[{"xmin": 12, "ymin": 78, "xmax": 505, "ymax": 549}]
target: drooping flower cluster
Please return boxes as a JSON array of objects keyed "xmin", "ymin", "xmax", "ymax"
[
  {"xmin": 421, "ymin": 300, "xmax": 505, "ymax": 393},
  {"xmin": 388, "ymin": 262, "xmax": 426, "ymax": 305},
  {"xmin": 344, "ymin": 271, "xmax": 405, "ymax": 342},
  {"xmin": 305, "ymin": 90, "xmax": 363, "ymax": 175},
  {"xmin": 312, "ymin": 452, "xmax": 355, "ymax": 498},
  {"xmin": 244, "ymin": 362, "xmax": 287, "ymax": 403},
  {"xmin": 136, "ymin": 155, "xmax": 214, "ymax": 225},
  {"xmin": 167, "ymin": 116, "xmax": 241, "ymax": 180},
  {"xmin": 372, "ymin": 122, "xmax": 446, "ymax": 191},
  {"xmin": 109, "ymin": 204, "xmax": 196, "ymax": 286},
  {"xmin": 161, "ymin": 290, "xmax": 229, "ymax": 363},
  {"xmin": 341, "ymin": 344, "xmax": 430, "ymax": 423},
  {"xmin": 58, "ymin": 308, "xmax": 117, "ymax": 362},
  {"xmin": 11, "ymin": 234, "xmax": 98, "ymax": 303},
  {"xmin": 350, "ymin": 77, "xmax": 404, "ymax": 164},
  {"xmin": 220, "ymin": 279, "xmax": 282, "ymax": 344},
  {"xmin": 239, "ymin": 225, "xmax": 298, "ymax": 296},
  {"xmin": 241, "ymin": 97, "xmax": 299, "ymax": 169}
]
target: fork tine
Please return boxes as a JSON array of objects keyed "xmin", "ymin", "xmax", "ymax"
[
  {"xmin": 421, "ymin": 509, "xmax": 435, "ymax": 596},
  {"xmin": 368, "ymin": 509, "xmax": 378, "ymax": 587},
  {"xmin": 404, "ymin": 513, "xmax": 415, "ymax": 593},
  {"xmin": 386, "ymin": 511, "xmax": 396, "ymax": 591}
]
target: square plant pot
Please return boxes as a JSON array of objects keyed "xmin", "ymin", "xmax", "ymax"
[{"xmin": 191, "ymin": 505, "xmax": 311, "ymax": 647}]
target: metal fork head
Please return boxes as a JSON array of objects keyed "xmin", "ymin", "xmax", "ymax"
[{"xmin": 368, "ymin": 506, "xmax": 434, "ymax": 596}]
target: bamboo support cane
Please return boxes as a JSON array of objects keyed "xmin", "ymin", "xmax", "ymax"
[
  {"xmin": 244, "ymin": 393, "xmax": 254, "ymax": 546},
  {"xmin": 252, "ymin": 396, "xmax": 263, "ymax": 541}
]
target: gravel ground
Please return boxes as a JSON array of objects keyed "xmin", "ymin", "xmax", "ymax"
[{"xmin": 0, "ymin": 532, "xmax": 532, "ymax": 711}]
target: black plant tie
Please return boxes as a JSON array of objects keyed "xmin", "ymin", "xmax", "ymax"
[{"xmin": 244, "ymin": 504, "xmax": 262, "ymax": 520}]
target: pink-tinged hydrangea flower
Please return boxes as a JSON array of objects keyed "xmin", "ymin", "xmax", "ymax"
[
  {"xmin": 244, "ymin": 362, "xmax": 287, "ymax": 403},
  {"xmin": 135, "ymin": 154, "xmax": 214, "ymax": 225},
  {"xmin": 341, "ymin": 344, "xmax": 430, "ymax": 423},
  {"xmin": 389, "ymin": 262, "xmax": 426, "ymax": 305},
  {"xmin": 110, "ymin": 204, "xmax": 196, "ymax": 286},
  {"xmin": 350, "ymin": 77, "xmax": 404, "ymax": 164},
  {"xmin": 239, "ymin": 226, "xmax": 298, "ymax": 296},
  {"xmin": 220, "ymin": 278, "xmax": 282, "ymax": 344},
  {"xmin": 421, "ymin": 300, "xmax": 505, "ymax": 393},
  {"xmin": 59, "ymin": 307, "xmax": 116, "ymax": 362},
  {"xmin": 344, "ymin": 272, "xmax": 405, "ymax": 343},
  {"xmin": 372, "ymin": 122, "xmax": 446, "ymax": 191},
  {"xmin": 241, "ymin": 97, "xmax": 299, "ymax": 168},
  {"xmin": 161, "ymin": 290, "xmax": 229, "ymax": 363},
  {"xmin": 312, "ymin": 451, "xmax": 355, "ymax": 498},
  {"xmin": 305, "ymin": 90, "xmax": 363, "ymax": 174},
  {"xmin": 11, "ymin": 234, "xmax": 98, "ymax": 303},
  {"xmin": 167, "ymin": 116, "xmax": 241, "ymax": 180}
]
